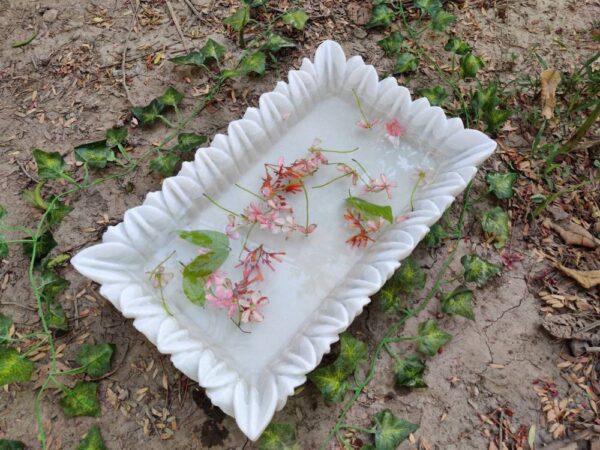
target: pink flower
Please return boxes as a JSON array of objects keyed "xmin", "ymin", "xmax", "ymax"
[
  {"xmin": 273, "ymin": 215, "xmax": 297, "ymax": 234},
  {"xmin": 337, "ymin": 164, "xmax": 359, "ymax": 185},
  {"xmin": 239, "ymin": 291, "xmax": 268, "ymax": 323},
  {"xmin": 225, "ymin": 215, "xmax": 240, "ymax": 240},
  {"xmin": 395, "ymin": 214, "xmax": 409, "ymax": 224},
  {"xmin": 150, "ymin": 266, "xmax": 173, "ymax": 289},
  {"xmin": 366, "ymin": 217, "xmax": 386, "ymax": 233},
  {"xmin": 244, "ymin": 202, "xmax": 266, "ymax": 223},
  {"xmin": 204, "ymin": 270, "xmax": 226, "ymax": 290},
  {"xmin": 363, "ymin": 174, "xmax": 396, "ymax": 199},
  {"xmin": 297, "ymin": 223, "xmax": 317, "ymax": 235},
  {"xmin": 206, "ymin": 285, "xmax": 234, "ymax": 309},
  {"xmin": 357, "ymin": 118, "xmax": 379, "ymax": 129},
  {"xmin": 385, "ymin": 118, "xmax": 405, "ymax": 138}
]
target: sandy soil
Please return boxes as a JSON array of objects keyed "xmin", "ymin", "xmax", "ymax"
[{"xmin": 0, "ymin": 0, "xmax": 598, "ymax": 449}]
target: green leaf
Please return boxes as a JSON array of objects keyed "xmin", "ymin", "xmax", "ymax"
[
  {"xmin": 414, "ymin": 0, "xmax": 442, "ymax": 14},
  {"xmin": 178, "ymin": 230, "xmax": 229, "ymax": 250},
  {"xmin": 366, "ymin": 4, "xmax": 395, "ymax": 29},
  {"xmin": 149, "ymin": 153, "xmax": 180, "ymax": 178},
  {"xmin": 486, "ymin": 172, "xmax": 517, "ymax": 199},
  {"xmin": 182, "ymin": 267, "xmax": 206, "ymax": 306},
  {"xmin": 76, "ymin": 343, "xmax": 115, "ymax": 377},
  {"xmin": 47, "ymin": 197, "xmax": 74, "ymax": 226},
  {"xmin": 481, "ymin": 207, "xmax": 510, "ymax": 248},
  {"xmin": 22, "ymin": 230, "xmax": 57, "ymax": 263},
  {"xmin": 242, "ymin": 0, "xmax": 267, "ymax": 6},
  {"xmin": 223, "ymin": 6, "xmax": 249, "ymax": 31},
  {"xmin": 0, "ymin": 440, "xmax": 26, "ymax": 450},
  {"xmin": 390, "ymin": 257, "xmax": 426, "ymax": 294},
  {"xmin": 336, "ymin": 333, "xmax": 367, "ymax": 376},
  {"xmin": 415, "ymin": 319, "xmax": 452, "ymax": 356},
  {"xmin": 372, "ymin": 409, "xmax": 418, "ymax": 450},
  {"xmin": 461, "ymin": 254, "xmax": 502, "ymax": 285},
  {"xmin": 32, "ymin": 148, "xmax": 65, "ymax": 180},
  {"xmin": 105, "ymin": 127, "xmax": 128, "ymax": 147},
  {"xmin": 0, "ymin": 347, "xmax": 34, "ymax": 385},
  {"xmin": 12, "ymin": 31, "xmax": 37, "ymax": 48},
  {"xmin": 484, "ymin": 108, "xmax": 511, "ymax": 134},
  {"xmin": 131, "ymin": 98, "xmax": 165, "ymax": 127},
  {"xmin": 38, "ymin": 270, "xmax": 70, "ymax": 332},
  {"xmin": 393, "ymin": 53, "xmax": 419, "ymax": 74},
  {"xmin": 346, "ymin": 196, "xmax": 393, "ymax": 223},
  {"xmin": 239, "ymin": 51, "xmax": 266, "ymax": 76},
  {"xmin": 76, "ymin": 425, "xmax": 107, "ymax": 450},
  {"xmin": 0, "ymin": 314, "xmax": 12, "ymax": 344},
  {"xmin": 471, "ymin": 83, "xmax": 502, "ymax": 114},
  {"xmin": 159, "ymin": 86, "xmax": 184, "ymax": 107},
  {"xmin": 183, "ymin": 247, "xmax": 229, "ymax": 278},
  {"xmin": 377, "ymin": 286, "xmax": 401, "ymax": 313},
  {"xmin": 418, "ymin": 85, "xmax": 448, "ymax": 106},
  {"xmin": 0, "ymin": 205, "xmax": 7, "ymax": 220},
  {"xmin": 23, "ymin": 181, "xmax": 47, "ymax": 210},
  {"xmin": 440, "ymin": 286, "xmax": 475, "ymax": 320},
  {"xmin": 258, "ymin": 423, "xmax": 299, "ymax": 450},
  {"xmin": 444, "ymin": 37, "xmax": 471, "ymax": 55},
  {"xmin": 282, "ymin": 9, "xmax": 309, "ymax": 30},
  {"xmin": 0, "ymin": 237, "xmax": 8, "ymax": 259},
  {"xmin": 172, "ymin": 133, "xmax": 207, "ymax": 153},
  {"xmin": 430, "ymin": 10, "xmax": 455, "ymax": 31},
  {"xmin": 201, "ymin": 38, "xmax": 226, "ymax": 63},
  {"xmin": 308, "ymin": 364, "xmax": 349, "ymax": 404},
  {"xmin": 263, "ymin": 33, "xmax": 296, "ymax": 53},
  {"xmin": 378, "ymin": 32, "xmax": 405, "ymax": 55},
  {"xmin": 169, "ymin": 51, "xmax": 206, "ymax": 67},
  {"xmin": 423, "ymin": 223, "xmax": 447, "ymax": 247},
  {"xmin": 74, "ymin": 140, "xmax": 114, "ymax": 169},
  {"xmin": 61, "ymin": 381, "xmax": 101, "ymax": 417},
  {"xmin": 460, "ymin": 53, "xmax": 484, "ymax": 79},
  {"xmin": 394, "ymin": 355, "xmax": 427, "ymax": 388}
]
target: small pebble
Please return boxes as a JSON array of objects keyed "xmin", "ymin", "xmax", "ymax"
[{"xmin": 42, "ymin": 9, "xmax": 58, "ymax": 22}]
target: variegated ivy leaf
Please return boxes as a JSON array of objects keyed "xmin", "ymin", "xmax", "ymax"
[
  {"xmin": 76, "ymin": 343, "xmax": 115, "ymax": 378},
  {"xmin": 74, "ymin": 140, "xmax": 116, "ymax": 169},
  {"xmin": 460, "ymin": 53, "xmax": 484, "ymax": 79},
  {"xmin": 76, "ymin": 425, "xmax": 107, "ymax": 450},
  {"xmin": 486, "ymin": 172, "xmax": 517, "ymax": 199},
  {"xmin": 336, "ymin": 333, "xmax": 368, "ymax": 376},
  {"xmin": 258, "ymin": 423, "xmax": 300, "ymax": 450},
  {"xmin": 461, "ymin": 254, "xmax": 502, "ymax": 285},
  {"xmin": 308, "ymin": 363, "xmax": 349, "ymax": 404},
  {"xmin": 0, "ymin": 347, "xmax": 34, "ymax": 385},
  {"xmin": 0, "ymin": 313, "xmax": 12, "ymax": 344},
  {"xmin": 169, "ymin": 51, "xmax": 206, "ymax": 67},
  {"xmin": 481, "ymin": 207, "xmax": 510, "ymax": 248},
  {"xmin": 171, "ymin": 133, "xmax": 207, "ymax": 153},
  {"xmin": 444, "ymin": 37, "xmax": 471, "ymax": 55},
  {"xmin": 415, "ymin": 320, "xmax": 452, "ymax": 356},
  {"xmin": 149, "ymin": 153, "xmax": 180, "ymax": 178},
  {"xmin": 378, "ymin": 286, "xmax": 402, "ymax": 313},
  {"xmin": 239, "ymin": 51, "xmax": 266, "ymax": 76},
  {"xmin": 105, "ymin": 127, "xmax": 128, "ymax": 147},
  {"xmin": 423, "ymin": 223, "xmax": 447, "ymax": 247},
  {"xmin": 32, "ymin": 148, "xmax": 66, "ymax": 180},
  {"xmin": 0, "ymin": 236, "xmax": 7, "ymax": 259},
  {"xmin": 366, "ymin": 4, "xmax": 395, "ymax": 29},
  {"xmin": 414, "ymin": 0, "xmax": 442, "ymax": 14},
  {"xmin": 47, "ymin": 196, "xmax": 74, "ymax": 226},
  {"xmin": 223, "ymin": 5, "xmax": 249, "ymax": 31},
  {"xmin": 242, "ymin": 0, "xmax": 266, "ymax": 6},
  {"xmin": 38, "ymin": 270, "xmax": 69, "ymax": 332},
  {"xmin": 200, "ymin": 38, "xmax": 226, "ymax": 63},
  {"xmin": 131, "ymin": 98, "xmax": 165, "ymax": 127},
  {"xmin": 430, "ymin": 9, "xmax": 455, "ymax": 31},
  {"xmin": 22, "ymin": 230, "xmax": 57, "ymax": 263},
  {"xmin": 263, "ymin": 33, "xmax": 296, "ymax": 53},
  {"xmin": 159, "ymin": 86, "xmax": 184, "ymax": 107},
  {"xmin": 394, "ymin": 355, "xmax": 427, "ymax": 388},
  {"xmin": 372, "ymin": 409, "xmax": 418, "ymax": 450},
  {"xmin": 61, "ymin": 381, "xmax": 101, "ymax": 417},
  {"xmin": 282, "ymin": 9, "xmax": 309, "ymax": 30},
  {"xmin": 418, "ymin": 85, "xmax": 448, "ymax": 106},
  {"xmin": 440, "ymin": 286, "xmax": 475, "ymax": 320},
  {"xmin": 378, "ymin": 32, "xmax": 405, "ymax": 55},
  {"xmin": 393, "ymin": 53, "xmax": 419, "ymax": 74},
  {"xmin": 347, "ymin": 196, "xmax": 393, "ymax": 223},
  {"xmin": 0, "ymin": 440, "xmax": 25, "ymax": 450},
  {"xmin": 390, "ymin": 257, "xmax": 426, "ymax": 295}
]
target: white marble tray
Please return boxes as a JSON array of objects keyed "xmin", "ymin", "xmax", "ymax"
[{"xmin": 72, "ymin": 40, "xmax": 496, "ymax": 440}]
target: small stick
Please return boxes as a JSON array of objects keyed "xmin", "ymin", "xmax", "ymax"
[
  {"xmin": 166, "ymin": 1, "xmax": 188, "ymax": 51},
  {"xmin": 121, "ymin": 0, "xmax": 139, "ymax": 105},
  {"xmin": 181, "ymin": 0, "xmax": 203, "ymax": 22}
]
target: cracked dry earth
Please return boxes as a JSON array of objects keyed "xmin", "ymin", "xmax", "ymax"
[{"xmin": 1, "ymin": 0, "xmax": 598, "ymax": 449}]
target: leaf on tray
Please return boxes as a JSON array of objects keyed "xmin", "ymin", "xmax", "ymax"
[{"xmin": 346, "ymin": 196, "xmax": 394, "ymax": 223}]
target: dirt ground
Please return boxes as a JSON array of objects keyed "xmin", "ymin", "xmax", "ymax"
[{"xmin": 0, "ymin": 0, "xmax": 598, "ymax": 449}]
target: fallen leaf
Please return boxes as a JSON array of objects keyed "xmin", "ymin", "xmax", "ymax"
[
  {"xmin": 541, "ymin": 69, "xmax": 561, "ymax": 119},
  {"xmin": 543, "ymin": 219, "xmax": 599, "ymax": 248},
  {"xmin": 556, "ymin": 264, "xmax": 600, "ymax": 289}
]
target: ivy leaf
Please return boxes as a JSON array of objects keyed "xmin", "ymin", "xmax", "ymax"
[
  {"xmin": 372, "ymin": 409, "xmax": 418, "ymax": 450},
  {"xmin": 347, "ymin": 196, "xmax": 393, "ymax": 223},
  {"xmin": 263, "ymin": 33, "xmax": 296, "ymax": 53},
  {"xmin": 149, "ymin": 153, "xmax": 180, "ymax": 178},
  {"xmin": 461, "ymin": 254, "xmax": 502, "ymax": 285},
  {"xmin": 444, "ymin": 37, "xmax": 471, "ymax": 55},
  {"xmin": 366, "ymin": 5, "xmax": 395, "ymax": 29},
  {"xmin": 414, "ymin": 0, "xmax": 442, "ymax": 14},
  {"xmin": 242, "ymin": 0, "xmax": 267, "ymax": 6},
  {"xmin": 0, "ymin": 314, "xmax": 12, "ymax": 344},
  {"xmin": 394, "ymin": 355, "xmax": 427, "ymax": 388},
  {"xmin": 336, "ymin": 333, "xmax": 367, "ymax": 376},
  {"xmin": 308, "ymin": 364, "xmax": 349, "ymax": 404},
  {"xmin": 172, "ymin": 133, "xmax": 207, "ymax": 153},
  {"xmin": 105, "ymin": 127, "xmax": 128, "ymax": 147},
  {"xmin": 258, "ymin": 423, "xmax": 299, "ymax": 450},
  {"xmin": 486, "ymin": 172, "xmax": 517, "ymax": 199},
  {"xmin": 200, "ymin": 38, "xmax": 226, "ymax": 63},
  {"xmin": 393, "ymin": 53, "xmax": 419, "ymax": 74},
  {"xmin": 74, "ymin": 140, "xmax": 115, "ymax": 169},
  {"xmin": 282, "ymin": 9, "xmax": 309, "ymax": 30},
  {"xmin": 481, "ymin": 207, "xmax": 510, "ymax": 248},
  {"xmin": 131, "ymin": 98, "xmax": 165, "ymax": 127},
  {"xmin": 430, "ymin": 10, "xmax": 455, "ymax": 31},
  {"xmin": 22, "ymin": 230, "xmax": 57, "ymax": 263},
  {"xmin": 223, "ymin": 6, "xmax": 249, "ymax": 31},
  {"xmin": 423, "ymin": 223, "xmax": 447, "ymax": 247},
  {"xmin": 0, "ymin": 347, "xmax": 34, "ymax": 385},
  {"xmin": 484, "ymin": 108, "xmax": 511, "ymax": 134},
  {"xmin": 159, "ymin": 86, "xmax": 184, "ymax": 107},
  {"xmin": 471, "ymin": 83, "xmax": 502, "ymax": 115},
  {"xmin": 47, "ymin": 197, "xmax": 73, "ymax": 226},
  {"xmin": 0, "ymin": 204, "xmax": 6, "ymax": 220},
  {"xmin": 440, "ymin": 286, "xmax": 475, "ymax": 320},
  {"xmin": 32, "ymin": 149, "xmax": 65, "ymax": 180},
  {"xmin": 23, "ymin": 181, "xmax": 47, "ymax": 210},
  {"xmin": 38, "ymin": 270, "xmax": 70, "ymax": 332},
  {"xmin": 418, "ymin": 85, "xmax": 448, "ymax": 106},
  {"xmin": 76, "ymin": 343, "xmax": 115, "ymax": 378},
  {"xmin": 76, "ymin": 425, "xmax": 107, "ymax": 450},
  {"xmin": 169, "ymin": 51, "xmax": 206, "ymax": 67},
  {"xmin": 239, "ymin": 51, "xmax": 266, "ymax": 76},
  {"xmin": 61, "ymin": 381, "xmax": 101, "ymax": 417},
  {"xmin": 0, "ymin": 236, "xmax": 8, "ymax": 259},
  {"xmin": 377, "ymin": 32, "xmax": 405, "ymax": 55},
  {"xmin": 390, "ymin": 257, "xmax": 426, "ymax": 295},
  {"xmin": 415, "ymin": 320, "xmax": 452, "ymax": 356},
  {"xmin": 460, "ymin": 53, "xmax": 484, "ymax": 79},
  {"xmin": 377, "ymin": 286, "xmax": 401, "ymax": 313},
  {"xmin": 0, "ymin": 440, "xmax": 26, "ymax": 450}
]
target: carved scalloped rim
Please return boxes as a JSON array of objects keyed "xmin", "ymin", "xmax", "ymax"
[{"xmin": 72, "ymin": 40, "xmax": 496, "ymax": 440}]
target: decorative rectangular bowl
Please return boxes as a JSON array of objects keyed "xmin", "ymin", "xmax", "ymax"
[{"xmin": 72, "ymin": 40, "xmax": 496, "ymax": 440}]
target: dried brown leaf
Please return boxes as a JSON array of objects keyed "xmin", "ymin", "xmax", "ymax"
[
  {"xmin": 543, "ymin": 219, "xmax": 599, "ymax": 248},
  {"xmin": 556, "ymin": 264, "xmax": 600, "ymax": 289},
  {"xmin": 541, "ymin": 69, "xmax": 561, "ymax": 119}
]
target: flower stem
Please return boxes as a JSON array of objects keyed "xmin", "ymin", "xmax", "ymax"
[
  {"xmin": 352, "ymin": 89, "xmax": 372, "ymax": 128},
  {"xmin": 239, "ymin": 222, "xmax": 257, "ymax": 260},
  {"xmin": 203, "ymin": 193, "xmax": 241, "ymax": 218},
  {"xmin": 235, "ymin": 183, "xmax": 264, "ymax": 201},
  {"xmin": 409, "ymin": 178, "xmax": 422, "ymax": 211},
  {"xmin": 312, "ymin": 146, "xmax": 360, "ymax": 154},
  {"xmin": 301, "ymin": 183, "xmax": 310, "ymax": 234},
  {"xmin": 312, "ymin": 172, "xmax": 351, "ymax": 189},
  {"xmin": 351, "ymin": 158, "xmax": 372, "ymax": 182}
]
